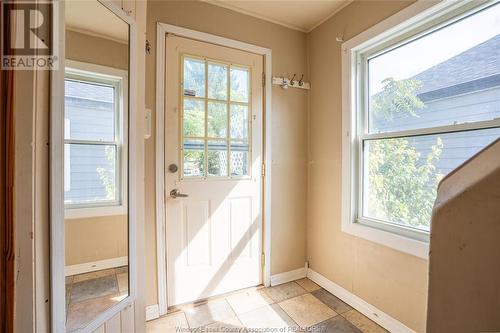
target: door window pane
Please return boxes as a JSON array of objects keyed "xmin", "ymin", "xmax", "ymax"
[
  {"xmin": 183, "ymin": 140, "xmax": 205, "ymax": 177},
  {"xmin": 65, "ymin": 79, "xmax": 115, "ymax": 141},
  {"xmin": 230, "ymin": 104, "xmax": 249, "ymax": 141},
  {"xmin": 183, "ymin": 99, "xmax": 205, "ymax": 138},
  {"xmin": 368, "ymin": 3, "xmax": 500, "ymax": 134},
  {"xmin": 363, "ymin": 127, "xmax": 500, "ymax": 231},
  {"xmin": 230, "ymin": 143, "xmax": 249, "ymax": 177},
  {"xmin": 230, "ymin": 67, "xmax": 249, "ymax": 103},
  {"xmin": 207, "ymin": 141, "xmax": 228, "ymax": 177},
  {"xmin": 184, "ymin": 57, "xmax": 205, "ymax": 98},
  {"xmin": 208, "ymin": 102, "xmax": 227, "ymax": 138},
  {"xmin": 208, "ymin": 63, "xmax": 228, "ymax": 100}
]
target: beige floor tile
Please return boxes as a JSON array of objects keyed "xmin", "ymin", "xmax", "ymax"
[
  {"xmin": 117, "ymin": 272, "xmax": 128, "ymax": 293},
  {"xmin": 226, "ymin": 288, "xmax": 273, "ymax": 314},
  {"xmin": 342, "ymin": 310, "xmax": 388, "ymax": 333},
  {"xmin": 295, "ymin": 278, "xmax": 321, "ymax": 292},
  {"xmin": 146, "ymin": 312, "xmax": 190, "ymax": 333},
  {"xmin": 72, "ymin": 269, "xmax": 116, "ymax": 283},
  {"xmin": 184, "ymin": 298, "xmax": 236, "ymax": 328},
  {"xmin": 237, "ymin": 304, "xmax": 299, "ymax": 331},
  {"xmin": 264, "ymin": 282, "xmax": 307, "ymax": 302},
  {"xmin": 311, "ymin": 289, "xmax": 352, "ymax": 314},
  {"xmin": 310, "ymin": 316, "xmax": 363, "ymax": 333},
  {"xmin": 278, "ymin": 293, "xmax": 337, "ymax": 328},
  {"xmin": 66, "ymin": 295, "xmax": 119, "ymax": 332},
  {"xmin": 204, "ymin": 315, "xmax": 246, "ymax": 332}
]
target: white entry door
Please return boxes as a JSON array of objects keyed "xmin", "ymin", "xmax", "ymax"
[{"xmin": 165, "ymin": 35, "xmax": 264, "ymax": 306}]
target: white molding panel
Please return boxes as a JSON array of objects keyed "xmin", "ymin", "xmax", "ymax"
[
  {"xmin": 270, "ymin": 267, "xmax": 307, "ymax": 286},
  {"xmin": 307, "ymin": 269, "xmax": 416, "ymax": 333}
]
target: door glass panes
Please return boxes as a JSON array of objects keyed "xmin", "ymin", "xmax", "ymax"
[
  {"xmin": 183, "ymin": 139, "xmax": 205, "ymax": 177},
  {"xmin": 208, "ymin": 102, "xmax": 227, "ymax": 138},
  {"xmin": 181, "ymin": 55, "xmax": 251, "ymax": 178},
  {"xmin": 183, "ymin": 99, "xmax": 205, "ymax": 137},
  {"xmin": 230, "ymin": 104, "xmax": 249, "ymax": 140},
  {"xmin": 208, "ymin": 141, "xmax": 228, "ymax": 177},
  {"xmin": 208, "ymin": 63, "xmax": 228, "ymax": 100},
  {"xmin": 230, "ymin": 67, "xmax": 249, "ymax": 103},
  {"xmin": 184, "ymin": 58, "xmax": 205, "ymax": 98}
]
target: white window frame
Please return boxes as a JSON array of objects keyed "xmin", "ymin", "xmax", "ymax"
[
  {"xmin": 341, "ymin": 0, "xmax": 500, "ymax": 259},
  {"xmin": 64, "ymin": 60, "xmax": 128, "ymax": 219}
]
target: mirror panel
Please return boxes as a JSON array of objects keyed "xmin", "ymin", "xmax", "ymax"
[{"xmin": 64, "ymin": 1, "xmax": 129, "ymax": 331}]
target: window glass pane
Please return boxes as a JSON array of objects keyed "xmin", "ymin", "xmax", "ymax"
[
  {"xmin": 230, "ymin": 67, "xmax": 249, "ymax": 103},
  {"xmin": 368, "ymin": 3, "xmax": 500, "ymax": 134},
  {"xmin": 208, "ymin": 63, "xmax": 228, "ymax": 100},
  {"xmin": 230, "ymin": 143, "xmax": 249, "ymax": 176},
  {"xmin": 208, "ymin": 102, "xmax": 227, "ymax": 138},
  {"xmin": 230, "ymin": 104, "xmax": 249, "ymax": 140},
  {"xmin": 208, "ymin": 141, "xmax": 228, "ymax": 177},
  {"xmin": 64, "ymin": 144, "xmax": 117, "ymax": 205},
  {"xmin": 65, "ymin": 79, "xmax": 115, "ymax": 141},
  {"xmin": 363, "ymin": 127, "xmax": 500, "ymax": 231},
  {"xmin": 183, "ymin": 99, "xmax": 205, "ymax": 138},
  {"xmin": 183, "ymin": 139, "xmax": 205, "ymax": 177},
  {"xmin": 183, "ymin": 57, "xmax": 205, "ymax": 98}
]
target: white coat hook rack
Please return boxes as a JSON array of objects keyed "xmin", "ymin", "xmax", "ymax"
[{"xmin": 272, "ymin": 75, "xmax": 310, "ymax": 90}]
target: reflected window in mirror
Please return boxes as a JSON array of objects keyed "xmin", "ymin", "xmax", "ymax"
[{"xmin": 64, "ymin": 66, "xmax": 127, "ymax": 216}]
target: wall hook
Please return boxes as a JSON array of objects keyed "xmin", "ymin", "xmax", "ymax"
[
  {"xmin": 289, "ymin": 74, "xmax": 296, "ymax": 86},
  {"xmin": 298, "ymin": 74, "xmax": 304, "ymax": 86}
]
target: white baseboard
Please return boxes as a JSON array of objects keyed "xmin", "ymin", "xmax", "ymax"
[
  {"xmin": 65, "ymin": 256, "xmax": 128, "ymax": 276},
  {"xmin": 271, "ymin": 267, "xmax": 307, "ymax": 286},
  {"xmin": 146, "ymin": 304, "xmax": 160, "ymax": 321},
  {"xmin": 307, "ymin": 269, "xmax": 416, "ymax": 333}
]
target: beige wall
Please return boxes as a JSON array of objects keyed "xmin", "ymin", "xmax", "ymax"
[
  {"xmin": 307, "ymin": 1, "xmax": 429, "ymax": 332},
  {"xmin": 66, "ymin": 30, "xmax": 129, "ymax": 70},
  {"xmin": 145, "ymin": 0, "xmax": 309, "ymax": 306},
  {"xmin": 65, "ymin": 215, "xmax": 128, "ymax": 266}
]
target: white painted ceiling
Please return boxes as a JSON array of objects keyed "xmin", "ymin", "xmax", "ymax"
[
  {"xmin": 205, "ymin": 0, "xmax": 352, "ymax": 32},
  {"xmin": 65, "ymin": 0, "xmax": 128, "ymax": 43}
]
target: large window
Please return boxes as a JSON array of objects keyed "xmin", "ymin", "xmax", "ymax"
[
  {"xmin": 343, "ymin": 1, "xmax": 500, "ymax": 251},
  {"xmin": 64, "ymin": 63, "xmax": 127, "ymax": 215}
]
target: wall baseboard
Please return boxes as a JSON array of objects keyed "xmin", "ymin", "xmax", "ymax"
[
  {"xmin": 146, "ymin": 304, "xmax": 160, "ymax": 321},
  {"xmin": 270, "ymin": 267, "xmax": 307, "ymax": 286},
  {"xmin": 64, "ymin": 256, "xmax": 128, "ymax": 276},
  {"xmin": 307, "ymin": 269, "xmax": 416, "ymax": 333}
]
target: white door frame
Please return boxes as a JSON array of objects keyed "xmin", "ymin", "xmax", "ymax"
[{"xmin": 155, "ymin": 22, "xmax": 272, "ymax": 316}]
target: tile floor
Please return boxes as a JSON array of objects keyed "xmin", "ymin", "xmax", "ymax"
[
  {"xmin": 65, "ymin": 266, "xmax": 129, "ymax": 332},
  {"xmin": 147, "ymin": 278, "xmax": 388, "ymax": 333}
]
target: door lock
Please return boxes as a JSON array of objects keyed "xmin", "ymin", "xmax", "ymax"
[
  {"xmin": 168, "ymin": 164, "xmax": 178, "ymax": 173},
  {"xmin": 170, "ymin": 189, "xmax": 188, "ymax": 198}
]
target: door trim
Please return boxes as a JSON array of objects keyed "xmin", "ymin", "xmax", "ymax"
[{"xmin": 155, "ymin": 22, "xmax": 272, "ymax": 316}]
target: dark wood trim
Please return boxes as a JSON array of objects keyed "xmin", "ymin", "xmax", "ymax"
[{"xmin": 1, "ymin": 2, "xmax": 16, "ymax": 331}]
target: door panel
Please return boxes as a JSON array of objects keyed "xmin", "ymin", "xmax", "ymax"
[{"xmin": 165, "ymin": 35, "xmax": 263, "ymax": 306}]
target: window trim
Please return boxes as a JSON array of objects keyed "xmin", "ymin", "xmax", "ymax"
[
  {"xmin": 341, "ymin": 0, "xmax": 499, "ymax": 259},
  {"xmin": 64, "ymin": 60, "xmax": 128, "ymax": 219}
]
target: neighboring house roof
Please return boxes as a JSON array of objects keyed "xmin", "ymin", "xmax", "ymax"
[
  {"xmin": 413, "ymin": 34, "xmax": 500, "ymax": 97},
  {"xmin": 65, "ymin": 79, "xmax": 115, "ymax": 103}
]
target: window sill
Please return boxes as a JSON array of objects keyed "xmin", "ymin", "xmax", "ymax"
[
  {"xmin": 341, "ymin": 218, "xmax": 429, "ymax": 260},
  {"xmin": 65, "ymin": 205, "xmax": 127, "ymax": 220}
]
